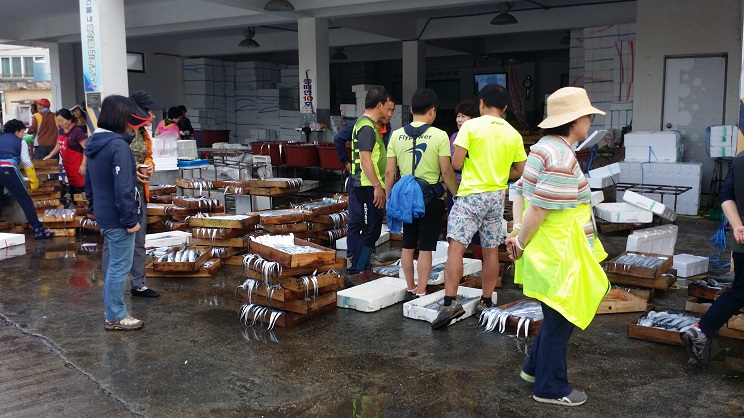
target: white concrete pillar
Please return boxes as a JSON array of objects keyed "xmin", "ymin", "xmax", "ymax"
[
  {"xmin": 49, "ymin": 43, "xmax": 78, "ymax": 109},
  {"xmin": 297, "ymin": 17, "xmax": 330, "ymax": 125},
  {"xmin": 402, "ymin": 40, "xmax": 426, "ymax": 106},
  {"xmin": 78, "ymin": 0, "xmax": 128, "ymax": 114}
]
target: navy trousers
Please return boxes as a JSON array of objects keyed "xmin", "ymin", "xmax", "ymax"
[
  {"xmin": 347, "ymin": 185, "xmax": 383, "ymax": 273},
  {"xmin": 0, "ymin": 165, "xmax": 41, "ymax": 228},
  {"xmin": 523, "ymin": 302, "xmax": 575, "ymax": 399},
  {"xmin": 345, "ymin": 175, "xmax": 359, "ymax": 259},
  {"xmin": 700, "ymin": 251, "xmax": 744, "ymax": 336}
]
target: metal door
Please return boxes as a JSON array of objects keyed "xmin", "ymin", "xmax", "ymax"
[{"xmin": 662, "ymin": 55, "xmax": 727, "ymax": 193}]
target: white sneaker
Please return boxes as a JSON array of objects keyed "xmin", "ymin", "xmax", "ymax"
[{"xmin": 104, "ymin": 315, "xmax": 144, "ymax": 331}]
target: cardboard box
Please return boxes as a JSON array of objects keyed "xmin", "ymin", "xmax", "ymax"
[{"xmin": 673, "ymin": 254, "xmax": 709, "ymax": 278}]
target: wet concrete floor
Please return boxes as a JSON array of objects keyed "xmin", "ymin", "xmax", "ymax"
[{"xmin": 0, "ymin": 216, "xmax": 742, "ymax": 417}]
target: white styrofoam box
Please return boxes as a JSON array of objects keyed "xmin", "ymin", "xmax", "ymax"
[
  {"xmin": 403, "ymin": 286, "xmax": 486, "ymax": 325},
  {"xmin": 0, "ymin": 232, "xmax": 25, "ymax": 248},
  {"xmin": 622, "ymin": 190, "xmax": 677, "ymax": 221},
  {"xmin": 392, "ymin": 256, "xmax": 446, "ymax": 282},
  {"xmin": 624, "ymin": 145, "xmax": 682, "ymax": 162},
  {"xmin": 340, "ymin": 104, "xmax": 356, "ymax": 116},
  {"xmin": 145, "ymin": 231, "xmax": 191, "ymax": 249},
  {"xmin": 335, "ymin": 231, "xmax": 390, "ymax": 251},
  {"xmin": 153, "ymin": 156, "xmax": 179, "ymax": 171},
  {"xmin": 414, "ymin": 258, "xmax": 482, "ymax": 286},
  {"xmin": 709, "ymin": 146, "xmax": 736, "ymax": 157},
  {"xmin": 591, "ymin": 190, "xmax": 605, "ymax": 207},
  {"xmin": 616, "ymin": 162, "xmax": 702, "ymax": 216},
  {"xmin": 586, "ymin": 172, "xmax": 619, "ymax": 189},
  {"xmin": 351, "ymin": 84, "xmax": 382, "ymax": 93},
  {"xmin": 588, "ymin": 162, "xmax": 620, "ymax": 179},
  {"xmin": 626, "ymin": 225, "xmax": 678, "ymax": 256},
  {"xmin": 624, "ymin": 131, "xmax": 680, "ymax": 148},
  {"xmin": 708, "ymin": 125, "xmax": 737, "ymax": 138},
  {"xmin": 337, "ymin": 277, "xmax": 409, "ymax": 312},
  {"xmin": 177, "ymin": 140, "xmax": 198, "ymax": 160},
  {"xmin": 673, "ymin": 254, "xmax": 709, "ymax": 278},
  {"xmin": 432, "ymin": 240, "xmax": 449, "ymax": 260},
  {"xmin": 0, "ymin": 243, "xmax": 26, "ymax": 260},
  {"xmin": 595, "ymin": 203, "xmax": 653, "ymax": 223}
]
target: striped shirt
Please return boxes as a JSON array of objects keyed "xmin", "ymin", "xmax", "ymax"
[{"xmin": 516, "ymin": 135, "xmax": 595, "ymax": 244}]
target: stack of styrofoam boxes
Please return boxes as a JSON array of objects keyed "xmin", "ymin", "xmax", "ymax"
[
  {"xmin": 586, "ymin": 162, "xmax": 620, "ymax": 189},
  {"xmin": 256, "ymin": 88, "xmax": 280, "ymax": 139},
  {"xmin": 708, "ymin": 125, "xmax": 739, "ymax": 157},
  {"xmin": 617, "ymin": 161, "xmax": 702, "ymax": 216},
  {"xmin": 278, "ymin": 65, "xmax": 300, "ymax": 139},
  {"xmin": 580, "ymin": 23, "xmax": 636, "ymax": 132},
  {"xmin": 624, "ymin": 131, "xmax": 682, "ymax": 163},
  {"xmin": 224, "ymin": 62, "xmax": 237, "ymax": 142},
  {"xmin": 352, "ymin": 84, "xmax": 382, "ymax": 116},
  {"xmin": 389, "ymin": 105, "xmax": 404, "ymax": 131},
  {"xmin": 279, "ymin": 110, "xmax": 303, "ymax": 141},
  {"xmin": 234, "ymin": 61, "xmax": 263, "ymax": 141},
  {"xmin": 183, "ymin": 58, "xmax": 218, "ymax": 130},
  {"xmin": 340, "ymin": 104, "xmax": 356, "ymax": 118},
  {"xmin": 177, "ymin": 139, "xmax": 198, "ymax": 160},
  {"xmin": 626, "ymin": 225, "xmax": 679, "ymax": 256},
  {"xmin": 151, "ymin": 131, "xmax": 179, "ymax": 171}
]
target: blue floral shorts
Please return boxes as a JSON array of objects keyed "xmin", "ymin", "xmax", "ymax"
[{"xmin": 446, "ymin": 190, "xmax": 505, "ymax": 248}]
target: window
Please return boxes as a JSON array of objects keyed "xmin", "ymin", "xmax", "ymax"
[
  {"xmin": 11, "ymin": 57, "xmax": 21, "ymax": 77},
  {"xmin": 1, "ymin": 58, "xmax": 9, "ymax": 77},
  {"xmin": 0, "ymin": 55, "xmax": 42, "ymax": 78},
  {"xmin": 23, "ymin": 57, "xmax": 34, "ymax": 78}
]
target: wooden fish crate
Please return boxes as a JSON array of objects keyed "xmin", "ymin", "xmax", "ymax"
[
  {"xmin": 188, "ymin": 214, "xmax": 260, "ymax": 229},
  {"xmin": 41, "ymin": 210, "xmax": 77, "ymax": 223},
  {"xmin": 687, "ymin": 282, "xmax": 723, "ymax": 300},
  {"xmin": 33, "ymin": 160, "xmax": 61, "ymax": 175},
  {"xmin": 29, "ymin": 190, "xmax": 62, "ymax": 199},
  {"xmin": 727, "ymin": 314, "xmax": 744, "ymax": 332},
  {"xmin": 149, "ymin": 194, "xmax": 175, "ymax": 204},
  {"xmin": 307, "ymin": 213, "xmax": 349, "ymax": 227},
  {"xmin": 605, "ymin": 252, "xmax": 673, "ymax": 279},
  {"xmin": 718, "ymin": 322, "xmax": 744, "ymax": 340},
  {"xmin": 192, "ymin": 227, "xmax": 253, "ymax": 240},
  {"xmin": 173, "ymin": 196, "xmax": 221, "ymax": 210},
  {"xmin": 212, "ymin": 179, "xmax": 252, "ymax": 189},
  {"xmin": 256, "ymin": 209, "xmax": 307, "ymax": 225},
  {"xmin": 189, "ymin": 234, "xmax": 250, "ymax": 248},
  {"xmin": 209, "ymin": 246, "xmax": 245, "ymax": 259},
  {"xmin": 152, "ymin": 245, "xmax": 212, "ymax": 272},
  {"xmin": 241, "ymin": 258, "xmax": 345, "ymax": 276},
  {"xmin": 259, "ymin": 222, "xmax": 310, "ymax": 234},
  {"xmin": 0, "ymin": 221, "xmax": 16, "ymax": 231},
  {"xmin": 242, "ymin": 295, "xmax": 338, "ymax": 328},
  {"xmin": 174, "ymin": 178, "xmax": 213, "ymax": 189},
  {"xmin": 149, "ymin": 185, "xmax": 177, "ymax": 196},
  {"xmin": 249, "ymin": 238, "xmax": 336, "ymax": 268},
  {"xmin": 597, "ymin": 288, "xmax": 648, "ymax": 314},
  {"xmin": 494, "ymin": 298, "xmax": 543, "ymax": 337},
  {"xmin": 606, "ymin": 270, "xmax": 676, "ymax": 290},
  {"xmin": 295, "ymin": 199, "xmax": 348, "ymax": 215},
  {"xmin": 163, "ymin": 221, "xmax": 190, "ymax": 232},
  {"xmin": 49, "ymin": 228, "xmax": 76, "ymax": 237},
  {"xmin": 684, "ymin": 296, "xmax": 712, "ymax": 315},
  {"xmin": 245, "ymin": 178, "xmax": 303, "ymax": 188},
  {"xmin": 33, "ymin": 199, "xmax": 61, "ymax": 208},
  {"xmin": 147, "ymin": 258, "xmax": 221, "ymax": 278},
  {"xmin": 626, "ymin": 306, "xmax": 698, "ymax": 346},
  {"xmin": 241, "ymin": 273, "xmax": 344, "ymax": 302},
  {"xmin": 42, "ymin": 217, "xmax": 85, "ymax": 229}
]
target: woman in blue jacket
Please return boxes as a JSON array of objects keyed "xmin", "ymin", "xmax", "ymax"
[{"xmin": 84, "ymin": 95, "xmax": 151, "ymax": 331}]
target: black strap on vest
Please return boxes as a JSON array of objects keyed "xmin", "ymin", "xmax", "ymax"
[{"xmin": 403, "ymin": 123, "xmax": 430, "ymax": 175}]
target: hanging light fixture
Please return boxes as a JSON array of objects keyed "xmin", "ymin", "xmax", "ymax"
[
  {"xmin": 490, "ymin": 2, "xmax": 518, "ymax": 25},
  {"xmin": 238, "ymin": 27, "xmax": 260, "ymax": 48},
  {"xmin": 330, "ymin": 47, "xmax": 348, "ymax": 60},
  {"xmin": 264, "ymin": 0, "xmax": 295, "ymax": 12}
]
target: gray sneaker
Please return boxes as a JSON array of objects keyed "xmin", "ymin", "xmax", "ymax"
[
  {"xmin": 431, "ymin": 301, "xmax": 465, "ymax": 329},
  {"xmin": 104, "ymin": 315, "xmax": 144, "ymax": 331},
  {"xmin": 681, "ymin": 326, "xmax": 711, "ymax": 364},
  {"xmin": 533, "ymin": 389, "xmax": 587, "ymax": 406}
]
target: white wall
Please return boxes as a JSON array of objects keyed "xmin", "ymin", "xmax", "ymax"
[
  {"xmin": 126, "ymin": 38, "xmax": 184, "ymax": 113},
  {"xmin": 634, "ymin": 0, "xmax": 743, "ymax": 130}
]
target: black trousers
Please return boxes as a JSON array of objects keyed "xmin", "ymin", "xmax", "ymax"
[
  {"xmin": 0, "ymin": 165, "xmax": 41, "ymax": 227},
  {"xmin": 700, "ymin": 251, "xmax": 744, "ymax": 336}
]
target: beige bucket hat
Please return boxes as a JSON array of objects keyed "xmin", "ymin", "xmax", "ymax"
[{"xmin": 538, "ymin": 87, "xmax": 605, "ymax": 129}]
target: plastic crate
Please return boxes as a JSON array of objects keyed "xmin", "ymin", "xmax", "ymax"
[
  {"xmin": 284, "ymin": 143, "xmax": 319, "ymax": 167},
  {"xmin": 177, "ymin": 140, "xmax": 198, "ymax": 160},
  {"xmin": 251, "ymin": 141, "xmax": 287, "ymax": 165},
  {"xmin": 318, "ymin": 142, "xmax": 345, "ymax": 170}
]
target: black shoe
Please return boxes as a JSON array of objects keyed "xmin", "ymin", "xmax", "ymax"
[
  {"xmin": 403, "ymin": 291, "xmax": 419, "ymax": 302},
  {"xmin": 131, "ymin": 286, "xmax": 160, "ymax": 298},
  {"xmin": 431, "ymin": 301, "xmax": 465, "ymax": 330}
]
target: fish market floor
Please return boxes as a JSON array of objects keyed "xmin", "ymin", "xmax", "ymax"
[{"xmin": 0, "ymin": 216, "xmax": 742, "ymax": 417}]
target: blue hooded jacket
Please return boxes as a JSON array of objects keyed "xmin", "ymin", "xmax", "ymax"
[
  {"xmin": 84, "ymin": 129, "xmax": 140, "ymax": 229},
  {"xmin": 386, "ymin": 175, "xmax": 425, "ymax": 233}
]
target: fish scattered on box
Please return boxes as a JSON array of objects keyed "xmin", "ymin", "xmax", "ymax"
[
  {"xmin": 236, "ymin": 237, "xmax": 345, "ymax": 328},
  {"xmin": 604, "ymin": 251, "xmax": 676, "ymax": 291},
  {"xmin": 292, "ymin": 196, "xmax": 348, "ymax": 248},
  {"xmin": 147, "ymin": 195, "xmax": 225, "ymax": 233},
  {"xmin": 188, "ymin": 213, "xmax": 260, "ymax": 258},
  {"xmin": 146, "ymin": 245, "xmax": 222, "ymax": 278}
]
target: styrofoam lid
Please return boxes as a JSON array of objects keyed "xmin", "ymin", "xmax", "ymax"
[{"xmin": 575, "ymin": 129, "xmax": 609, "ymax": 151}]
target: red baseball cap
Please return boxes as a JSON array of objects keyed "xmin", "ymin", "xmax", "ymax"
[{"xmin": 34, "ymin": 98, "xmax": 51, "ymax": 108}]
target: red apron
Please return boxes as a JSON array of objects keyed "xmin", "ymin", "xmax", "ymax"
[{"xmin": 58, "ymin": 133, "xmax": 85, "ymax": 187}]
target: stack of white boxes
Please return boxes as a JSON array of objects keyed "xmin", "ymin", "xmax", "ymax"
[
  {"xmin": 183, "ymin": 58, "xmax": 218, "ymax": 130},
  {"xmin": 624, "ymin": 131, "xmax": 683, "ymax": 163},
  {"xmin": 708, "ymin": 125, "xmax": 739, "ymax": 157},
  {"xmin": 568, "ymin": 24, "xmax": 636, "ymax": 131},
  {"xmin": 352, "ymin": 84, "xmax": 382, "ymax": 115},
  {"xmin": 617, "ymin": 161, "xmax": 702, "ymax": 216}
]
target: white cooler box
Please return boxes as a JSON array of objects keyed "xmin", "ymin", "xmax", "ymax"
[
  {"xmin": 595, "ymin": 203, "xmax": 653, "ymax": 223},
  {"xmin": 622, "ymin": 190, "xmax": 677, "ymax": 222},
  {"xmin": 673, "ymin": 254, "xmax": 709, "ymax": 278}
]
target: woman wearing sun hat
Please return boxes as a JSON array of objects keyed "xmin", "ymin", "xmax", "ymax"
[{"xmin": 505, "ymin": 87, "xmax": 610, "ymax": 407}]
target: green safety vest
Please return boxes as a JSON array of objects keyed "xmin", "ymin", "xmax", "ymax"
[
  {"xmin": 514, "ymin": 203, "xmax": 610, "ymax": 330},
  {"xmin": 351, "ymin": 116, "xmax": 385, "ymax": 188}
]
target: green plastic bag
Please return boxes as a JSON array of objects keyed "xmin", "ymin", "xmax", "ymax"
[{"xmin": 23, "ymin": 134, "xmax": 34, "ymax": 145}]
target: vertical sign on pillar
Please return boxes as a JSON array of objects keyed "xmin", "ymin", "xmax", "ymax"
[
  {"xmin": 301, "ymin": 74, "xmax": 314, "ymax": 114},
  {"xmin": 80, "ymin": 0, "xmax": 102, "ymax": 129}
]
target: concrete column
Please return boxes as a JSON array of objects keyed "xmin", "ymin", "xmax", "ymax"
[
  {"xmin": 49, "ymin": 43, "xmax": 78, "ymax": 109},
  {"xmin": 297, "ymin": 17, "xmax": 330, "ymax": 125},
  {"xmin": 78, "ymin": 0, "xmax": 128, "ymax": 114},
  {"xmin": 402, "ymin": 40, "xmax": 426, "ymax": 106}
]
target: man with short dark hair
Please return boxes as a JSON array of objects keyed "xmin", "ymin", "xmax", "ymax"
[
  {"xmin": 346, "ymin": 86, "xmax": 392, "ymax": 281},
  {"xmin": 432, "ymin": 84, "xmax": 527, "ymax": 329},
  {"xmin": 385, "ymin": 88, "xmax": 458, "ymax": 297}
]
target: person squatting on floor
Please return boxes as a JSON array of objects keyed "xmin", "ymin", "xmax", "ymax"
[
  {"xmin": 432, "ymin": 84, "xmax": 527, "ymax": 329},
  {"xmin": 346, "ymin": 86, "xmax": 393, "ymax": 281},
  {"xmin": 334, "ymin": 97, "xmax": 394, "ymax": 272},
  {"xmin": 385, "ymin": 88, "xmax": 458, "ymax": 298},
  {"xmin": 506, "ymin": 87, "xmax": 610, "ymax": 407},
  {"xmin": 85, "ymin": 95, "xmax": 152, "ymax": 331},
  {"xmin": 0, "ymin": 119, "xmax": 54, "ymax": 239},
  {"xmin": 683, "ymin": 151, "xmax": 744, "ymax": 363}
]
